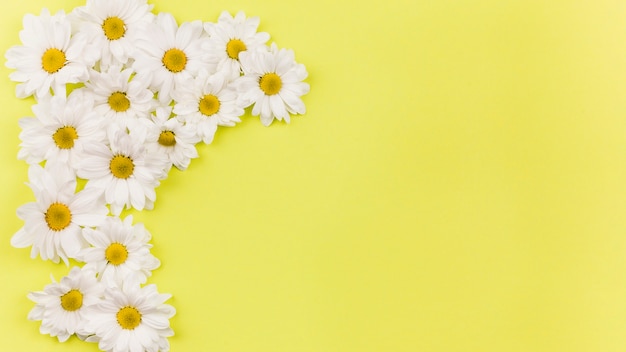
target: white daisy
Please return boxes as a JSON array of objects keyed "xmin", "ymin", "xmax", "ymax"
[
  {"xmin": 5, "ymin": 8, "xmax": 96, "ymax": 98},
  {"xmin": 17, "ymin": 93, "xmax": 106, "ymax": 171},
  {"xmin": 173, "ymin": 70, "xmax": 243, "ymax": 144},
  {"xmin": 133, "ymin": 12, "xmax": 212, "ymax": 103},
  {"xmin": 238, "ymin": 43, "xmax": 310, "ymax": 126},
  {"xmin": 77, "ymin": 129, "xmax": 166, "ymax": 216},
  {"xmin": 204, "ymin": 11, "xmax": 270, "ymax": 80},
  {"xmin": 71, "ymin": 0, "xmax": 155, "ymax": 69},
  {"xmin": 79, "ymin": 215, "xmax": 160, "ymax": 288},
  {"xmin": 137, "ymin": 106, "xmax": 200, "ymax": 171},
  {"xmin": 85, "ymin": 284, "xmax": 175, "ymax": 352},
  {"xmin": 81, "ymin": 66, "xmax": 155, "ymax": 131},
  {"xmin": 11, "ymin": 164, "xmax": 108, "ymax": 264},
  {"xmin": 27, "ymin": 266, "xmax": 104, "ymax": 342}
]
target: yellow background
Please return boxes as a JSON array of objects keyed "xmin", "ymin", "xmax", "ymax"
[{"xmin": 1, "ymin": 0, "xmax": 626, "ymax": 351}]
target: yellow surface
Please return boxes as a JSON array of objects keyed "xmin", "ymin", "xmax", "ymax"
[{"xmin": 2, "ymin": 0, "xmax": 626, "ymax": 351}]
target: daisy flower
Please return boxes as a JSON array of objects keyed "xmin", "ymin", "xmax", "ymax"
[
  {"xmin": 79, "ymin": 215, "xmax": 160, "ymax": 288},
  {"xmin": 17, "ymin": 93, "xmax": 106, "ymax": 171},
  {"xmin": 173, "ymin": 70, "xmax": 243, "ymax": 144},
  {"xmin": 81, "ymin": 66, "xmax": 155, "ymax": 131},
  {"xmin": 27, "ymin": 267, "xmax": 104, "ymax": 342},
  {"xmin": 204, "ymin": 11, "xmax": 270, "ymax": 80},
  {"xmin": 71, "ymin": 0, "xmax": 155, "ymax": 69},
  {"xmin": 11, "ymin": 164, "xmax": 108, "ymax": 264},
  {"xmin": 133, "ymin": 12, "xmax": 212, "ymax": 103},
  {"xmin": 5, "ymin": 8, "xmax": 96, "ymax": 98},
  {"xmin": 77, "ymin": 128, "xmax": 167, "ymax": 216},
  {"xmin": 85, "ymin": 284, "xmax": 175, "ymax": 352},
  {"xmin": 137, "ymin": 106, "xmax": 200, "ymax": 171},
  {"xmin": 238, "ymin": 43, "xmax": 310, "ymax": 126}
]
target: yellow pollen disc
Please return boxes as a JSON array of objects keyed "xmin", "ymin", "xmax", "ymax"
[
  {"xmin": 102, "ymin": 17, "xmax": 126, "ymax": 40},
  {"xmin": 226, "ymin": 39, "xmax": 247, "ymax": 60},
  {"xmin": 52, "ymin": 126, "xmax": 78, "ymax": 149},
  {"xmin": 162, "ymin": 48, "xmax": 187, "ymax": 73},
  {"xmin": 41, "ymin": 48, "xmax": 66, "ymax": 74},
  {"xmin": 117, "ymin": 306, "xmax": 142, "ymax": 330},
  {"xmin": 158, "ymin": 131, "xmax": 176, "ymax": 147},
  {"xmin": 198, "ymin": 94, "xmax": 220, "ymax": 116},
  {"xmin": 60, "ymin": 289, "xmax": 83, "ymax": 311},
  {"xmin": 259, "ymin": 73, "xmax": 282, "ymax": 95},
  {"xmin": 45, "ymin": 203, "xmax": 72, "ymax": 231},
  {"xmin": 109, "ymin": 155, "xmax": 134, "ymax": 179},
  {"xmin": 105, "ymin": 242, "xmax": 129, "ymax": 265},
  {"xmin": 108, "ymin": 92, "xmax": 131, "ymax": 112}
]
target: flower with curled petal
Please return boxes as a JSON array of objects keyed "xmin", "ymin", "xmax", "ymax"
[{"xmin": 238, "ymin": 43, "xmax": 309, "ymax": 126}]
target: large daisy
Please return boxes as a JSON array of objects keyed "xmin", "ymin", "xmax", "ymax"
[
  {"xmin": 17, "ymin": 92, "xmax": 106, "ymax": 171},
  {"xmin": 71, "ymin": 0, "xmax": 155, "ymax": 69},
  {"xmin": 85, "ymin": 284, "xmax": 175, "ymax": 352},
  {"xmin": 173, "ymin": 70, "xmax": 243, "ymax": 144},
  {"xmin": 5, "ymin": 8, "xmax": 95, "ymax": 98},
  {"xmin": 79, "ymin": 215, "xmax": 160, "ymax": 288},
  {"xmin": 203, "ymin": 11, "xmax": 270, "ymax": 80},
  {"xmin": 138, "ymin": 106, "xmax": 200, "ymax": 171},
  {"xmin": 11, "ymin": 164, "xmax": 108, "ymax": 264},
  {"xmin": 77, "ymin": 128, "xmax": 167, "ymax": 216},
  {"xmin": 133, "ymin": 12, "xmax": 212, "ymax": 103},
  {"xmin": 238, "ymin": 43, "xmax": 310, "ymax": 126},
  {"xmin": 81, "ymin": 66, "xmax": 155, "ymax": 132},
  {"xmin": 27, "ymin": 266, "xmax": 104, "ymax": 342}
]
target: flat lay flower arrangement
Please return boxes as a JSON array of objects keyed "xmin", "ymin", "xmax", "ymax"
[{"xmin": 5, "ymin": 0, "xmax": 309, "ymax": 350}]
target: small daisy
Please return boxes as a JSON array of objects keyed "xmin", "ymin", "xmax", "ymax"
[
  {"xmin": 238, "ymin": 43, "xmax": 310, "ymax": 126},
  {"xmin": 85, "ymin": 284, "xmax": 175, "ymax": 352},
  {"xmin": 79, "ymin": 215, "xmax": 160, "ymax": 288},
  {"xmin": 173, "ymin": 70, "xmax": 243, "ymax": 144},
  {"xmin": 81, "ymin": 66, "xmax": 155, "ymax": 131},
  {"xmin": 204, "ymin": 11, "xmax": 270, "ymax": 79},
  {"xmin": 17, "ymin": 93, "xmax": 106, "ymax": 171},
  {"xmin": 27, "ymin": 267, "xmax": 104, "ymax": 342},
  {"xmin": 77, "ymin": 129, "xmax": 167, "ymax": 216},
  {"xmin": 11, "ymin": 164, "xmax": 108, "ymax": 264},
  {"xmin": 71, "ymin": 0, "xmax": 155, "ymax": 69},
  {"xmin": 133, "ymin": 12, "xmax": 212, "ymax": 103},
  {"xmin": 138, "ymin": 106, "xmax": 200, "ymax": 171},
  {"xmin": 5, "ymin": 8, "xmax": 96, "ymax": 98}
]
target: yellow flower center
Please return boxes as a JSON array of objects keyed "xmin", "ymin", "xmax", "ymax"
[
  {"xmin": 44, "ymin": 203, "xmax": 72, "ymax": 231},
  {"xmin": 117, "ymin": 306, "xmax": 141, "ymax": 330},
  {"xmin": 60, "ymin": 289, "xmax": 83, "ymax": 312},
  {"xmin": 109, "ymin": 155, "xmax": 134, "ymax": 179},
  {"xmin": 259, "ymin": 73, "xmax": 282, "ymax": 95},
  {"xmin": 105, "ymin": 242, "xmax": 128, "ymax": 265},
  {"xmin": 226, "ymin": 39, "xmax": 246, "ymax": 60},
  {"xmin": 41, "ymin": 48, "xmax": 66, "ymax": 74},
  {"xmin": 162, "ymin": 48, "xmax": 187, "ymax": 73},
  {"xmin": 158, "ymin": 131, "xmax": 176, "ymax": 147},
  {"xmin": 198, "ymin": 94, "xmax": 220, "ymax": 116},
  {"xmin": 52, "ymin": 126, "xmax": 78, "ymax": 149},
  {"xmin": 102, "ymin": 17, "xmax": 126, "ymax": 40},
  {"xmin": 108, "ymin": 92, "xmax": 131, "ymax": 112}
]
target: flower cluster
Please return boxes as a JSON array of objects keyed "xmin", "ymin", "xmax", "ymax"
[{"xmin": 6, "ymin": 0, "xmax": 309, "ymax": 351}]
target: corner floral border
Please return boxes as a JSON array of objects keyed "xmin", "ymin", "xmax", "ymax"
[{"xmin": 6, "ymin": 0, "xmax": 309, "ymax": 351}]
